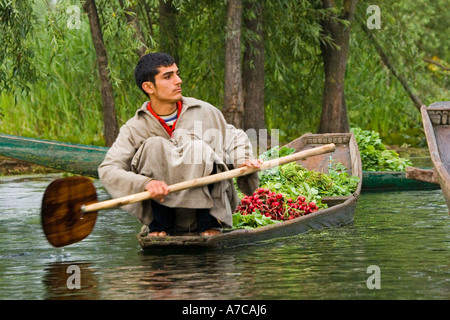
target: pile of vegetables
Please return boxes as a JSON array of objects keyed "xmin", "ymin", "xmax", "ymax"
[
  {"xmin": 351, "ymin": 127, "xmax": 412, "ymax": 171},
  {"xmin": 235, "ymin": 188, "xmax": 318, "ymax": 219},
  {"xmin": 232, "ymin": 146, "xmax": 360, "ymax": 229}
]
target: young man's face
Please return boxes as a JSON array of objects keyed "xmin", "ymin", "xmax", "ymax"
[{"xmin": 144, "ymin": 64, "xmax": 182, "ymax": 104}]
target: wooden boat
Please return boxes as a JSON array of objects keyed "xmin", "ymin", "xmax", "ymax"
[
  {"xmin": 419, "ymin": 102, "xmax": 450, "ymax": 213},
  {"xmin": 0, "ymin": 133, "xmax": 437, "ymax": 191},
  {"xmin": 136, "ymin": 132, "xmax": 362, "ymax": 249},
  {"xmin": 0, "ymin": 133, "xmax": 107, "ymax": 178},
  {"xmin": 362, "ymin": 170, "xmax": 438, "ymax": 191}
]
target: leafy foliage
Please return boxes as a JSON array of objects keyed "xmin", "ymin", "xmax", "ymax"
[
  {"xmin": 0, "ymin": 0, "xmax": 448, "ymax": 147},
  {"xmin": 258, "ymin": 146, "xmax": 359, "ymax": 202},
  {"xmin": 347, "ymin": 0, "xmax": 449, "ymax": 145},
  {"xmin": 0, "ymin": 0, "xmax": 38, "ymax": 95},
  {"xmin": 232, "ymin": 210, "xmax": 280, "ymax": 230},
  {"xmin": 351, "ymin": 127, "xmax": 412, "ymax": 171}
]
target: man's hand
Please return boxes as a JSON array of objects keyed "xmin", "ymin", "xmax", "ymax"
[
  {"xmin": 240, "ymin": 159, "xmax": 263, "ymax": 169},
  {"xmin": 145, "ymin": 179, "xmax": 169, "ymax": 202}
]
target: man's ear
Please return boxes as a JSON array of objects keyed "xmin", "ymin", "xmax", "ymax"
[{"xmin": 142, "ymin": 81, "xmax": 154, "ymax": 95}]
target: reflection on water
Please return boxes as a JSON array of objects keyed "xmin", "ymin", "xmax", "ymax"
[
  {"xmin": 0, "ymin": 174, "xmax": 448, "ymax": 300},
  {"xmin": 43, "ymin": 261, "xmax": 99, "ymax": 300}
]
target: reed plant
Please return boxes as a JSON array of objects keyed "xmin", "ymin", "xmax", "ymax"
[
  {"xmin": 2, "ymin": 1, "xmax": 100, "ymax": 144},
  {"xmin": 0, "ymin": 0, "xmax": 143, "ymax": 146}
]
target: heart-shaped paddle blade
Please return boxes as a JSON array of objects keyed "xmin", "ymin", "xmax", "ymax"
[{"xmin": 41, "ymin": 176, "xmax": 98, "ymax": 247}]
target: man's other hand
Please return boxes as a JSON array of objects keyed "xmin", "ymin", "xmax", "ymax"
[{"xmin": 240, "ymin": 159, "xmax": 263, "ymax": 169}]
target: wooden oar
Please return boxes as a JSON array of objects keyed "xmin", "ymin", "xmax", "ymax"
[{"xmin": 41, "ymin": 143, "xmax": 335, "ymax": 247}]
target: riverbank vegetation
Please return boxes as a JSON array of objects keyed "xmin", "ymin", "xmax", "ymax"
[{"xmin": 1, "ymin": 0, "xmax": 448, "ymax": 147}]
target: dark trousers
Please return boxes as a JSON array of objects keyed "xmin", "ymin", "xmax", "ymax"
[
  {"xmin": 148, "ymin": 201, "xmax": 221, "ymax": 234},
  {"xmin": 148, "ymin": 165, "xmax": 221, "ymax": 234}
]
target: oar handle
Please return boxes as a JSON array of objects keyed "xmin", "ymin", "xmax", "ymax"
[{"xmin": 82, "ymin": 143, "xmax": 335, "ymax": 213}]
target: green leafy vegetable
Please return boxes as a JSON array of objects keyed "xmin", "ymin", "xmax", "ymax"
[
  {"xmin": 258, "ymin": 148, "xmax": 359, "ymax": 202},
  {"xmin": 232, "ymin": 145, "xmax": 360, "ymax": 229},
  {"xmin": 232, "ymin": 211, "xmax": 280, "ymax": 229},
  {"xmin": 351, "ymin": 127, "xmax": 412, "ymax": 171}
]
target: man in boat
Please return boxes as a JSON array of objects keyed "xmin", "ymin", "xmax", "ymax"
[{"xmin": 98, "ymin": 52, "xmax": 260, "ymax": 237}]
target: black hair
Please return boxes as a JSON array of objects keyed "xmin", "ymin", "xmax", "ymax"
[{"xmin": 134, "ymin": 52, "xmax": 176, "ymax": 96}]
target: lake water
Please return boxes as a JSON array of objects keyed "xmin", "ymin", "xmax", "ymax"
[{"xmin": 0, "ymin": 174, "xmax": 448, "ymax": 300}]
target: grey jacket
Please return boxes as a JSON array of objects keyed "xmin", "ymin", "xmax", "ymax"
[{"xmin": 98, "ymin": 96, "xmax": 259, "ymax": 228}]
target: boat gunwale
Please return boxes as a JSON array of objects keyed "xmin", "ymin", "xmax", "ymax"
[
  {"xmin": 421, "ymin": 106, "xmax": 450, "ymax": 183},
  {"xmin": 421, "ymin": 104, "xmax": 450, "ymax": 212},
  {"xmin": 0, "ymin": 133, "xmax": 109, "ymax": 152}
]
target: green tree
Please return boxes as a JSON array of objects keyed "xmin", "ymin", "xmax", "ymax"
[
  {"xmin": 0, "ymin": 1, "xmax": 38, "ymax": 95},
  {"xmin": 0, "ymin": 0, "xmax": 447, "ymax": 149},
  {"xmin": 345, "ymin": 0, "xmax": 449, "ymax": 144}
]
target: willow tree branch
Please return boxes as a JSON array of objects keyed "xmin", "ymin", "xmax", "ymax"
[{"xmin": 362, "ymin": 23, "xmax": 425, "ymax": 111}]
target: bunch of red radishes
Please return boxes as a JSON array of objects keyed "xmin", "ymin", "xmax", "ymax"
[{"xmin": 234, "ymin": 188, "xmax": 319, "ymax": 221}]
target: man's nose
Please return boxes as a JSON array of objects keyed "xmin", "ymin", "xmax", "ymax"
[{"xmin": 174, "ymin": 74, "xmax": 182, "ymax": 84}]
